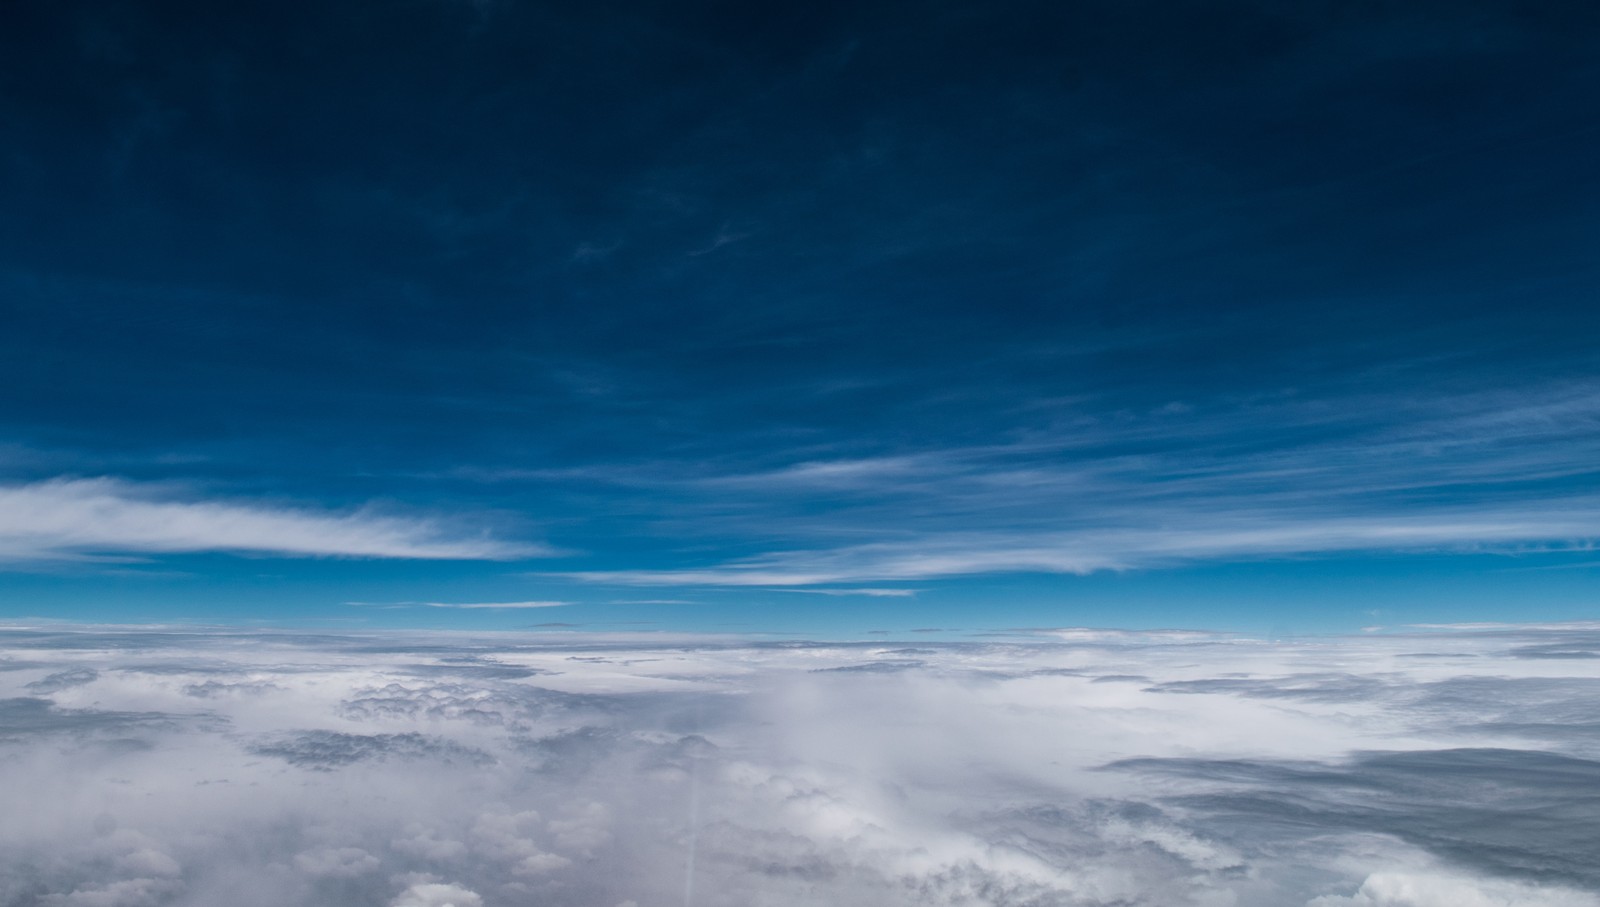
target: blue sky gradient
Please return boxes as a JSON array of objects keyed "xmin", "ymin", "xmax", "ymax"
[{"xmin": 1, "ymin": 0, "xmax": 1597, "ymax": 633}]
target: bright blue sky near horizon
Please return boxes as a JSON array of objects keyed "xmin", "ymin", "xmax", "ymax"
[{"xmin": 1, "ymin": 0, "xmax": 1598, "ymax": 635}]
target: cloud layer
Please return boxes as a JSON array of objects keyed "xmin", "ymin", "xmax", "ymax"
[{"xmin": 2, "ymin": 623, "xmax": 1598, "ymax": 906}]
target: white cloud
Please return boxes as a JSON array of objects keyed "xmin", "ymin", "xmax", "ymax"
[
  {"xmin": 422, "ymin": 601, "xmax": 569, "ymax": 609},
  {"xmin": 114, "ymin": 849, "xmax": 180, "ymax": 879},
  {"xmin": 547, "ymin": 802, "xmax": 612, "ymax": 855},
  {"xmin": 49, "ymin": 878, "xmax": 181, "ymax": 907},
  {"xmin": 390, "ymin": 882, "xmax": 483, "ymax": 907},
  {"xmin": 294, "ymin": 846, "xmax": 380, "ymax": 878},
  {"xmin": 471, "ymin": 811, "xmax": 572, "ymax": 876},
  {"xmin": 701, "ymin": 455, "xmax": 930, "ymax": 489},
  {"xmin": 0, "ymin": 477, "xmax": 542, "ymax": 562},
  {"xmin": 392, "ymin": 826, "xmax": 470, "ymax": 862},
  {"xmin": 1308, "ymin": 869, "xmax": 1600, "ymax": 907}
]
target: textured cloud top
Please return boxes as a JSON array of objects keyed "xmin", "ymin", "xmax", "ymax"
[{"xmin": 2, "ymin": 624, "xmax": 1598, "ymax": 906}]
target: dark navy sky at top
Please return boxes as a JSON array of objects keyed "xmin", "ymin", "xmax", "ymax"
[{"xmin": 1, "ymin": 1, "xmax": 1598, "ymax": 626}]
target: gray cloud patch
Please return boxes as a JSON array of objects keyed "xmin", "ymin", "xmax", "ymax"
[
  {"xmin": 337, "ymin": 680, "xmax": 603, "ymax": 728},
  {"xmin": 0, "ymin": 697, "xmax": 181, "ymax": 742},
  {"xmin": 24, "ymin": 667, "xmax": 99, "ymax": 693},
  {"xmin": 1415, "ymin": 676, "xmax": 1600, "ymax": 747},
  {"xmin": 399, "ymin": 662, "xmax": 548, "ymax": 680},
  {"xmin": 250, "ymin": 730, "xmax": 493, "ymax": 769},
  {"xmin": 1109, "ymin": 748, "xmax": 1600, "ymax": 888},
  {"xmin": 182, "ymin": 679, "xmax": 283, "ymax": 698},
  {"xmin": 1145, "ymin": 672, "xmax": 1398, "ymax": 703},
  {"xmin": 809, "ymin": 659, "xmax": 926, "ymax": 673},
  {"xmin": 1511, "ymin": 642, "xmax": 1600, "ymax": 660}
]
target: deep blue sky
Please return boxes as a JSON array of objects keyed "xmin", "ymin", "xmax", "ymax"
[{"xmin": 2, "ymin": 0, "xmax": 1597, "ymax": 634}]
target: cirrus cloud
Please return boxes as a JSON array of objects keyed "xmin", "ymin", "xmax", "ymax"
[{"xmin": 0, "ymin": 477, "xmax": 545, "ymax": 563}]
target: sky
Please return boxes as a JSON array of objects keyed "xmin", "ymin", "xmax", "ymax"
[{"xmin": 2, "ymin": 0, "xmax": 1599, "ymax": 633}]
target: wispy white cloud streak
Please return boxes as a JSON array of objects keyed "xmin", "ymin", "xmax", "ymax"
[
  {"xmin": 561, "ymin": 382, "xmax": 1600, "ymax": 586},
  {"xmin": 570, "ymin": 509, "xmax": 1600, "ymax": 586},
  {"xmin": 422, "ymin": 601, "xmax": 570, "ymax": 609},
  {"xmin": 0, "ymin": 477, "xmax": 543, "ymax": 563}
]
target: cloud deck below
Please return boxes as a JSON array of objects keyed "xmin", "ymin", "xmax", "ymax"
[{"xmin": 2, "ymin": 624, "xmax": 1598, "ymax": 907}]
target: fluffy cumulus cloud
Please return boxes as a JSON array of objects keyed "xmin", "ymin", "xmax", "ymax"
[
  {"xmin": 1, "ymin": 623, "xmax": 1599, "ymax": 906},
  {"xmin": 390, "ymin": 882, "xmax": 483, "ymax": 907}
]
